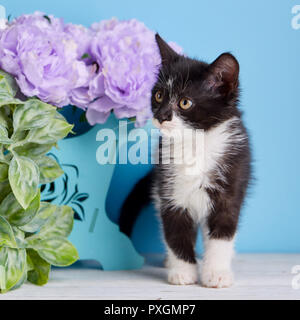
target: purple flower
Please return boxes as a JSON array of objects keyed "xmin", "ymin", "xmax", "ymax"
[
  {"xmin": 0, "ymin": 13, "xmax": 183, "ymax": 127},
  {"xmin": 13, "ymin": 12, "xmax": 65, "ymax": 32},
  {"xmin": 0, "ymin": 12, "xmax": 92, "ymax": 107},
  {"xmin": 64, "ymin": 23, "xmax": 94, "ymax": 61},
  {"xmin": 86, "ymin": 18, "xmax": 182, "ymax": 127},
  {"xmin": 64, "ymin": 23, "xmax": 99, "ymax": 109}
]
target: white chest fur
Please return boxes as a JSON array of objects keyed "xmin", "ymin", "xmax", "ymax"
[{"xmin": 160, "ymin": 116, "xmax": 243, "ymax": 223}]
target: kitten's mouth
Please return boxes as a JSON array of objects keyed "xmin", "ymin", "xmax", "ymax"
[
  {"xmin": 152, "ymin": 118, "xmax": 174, "ymax": 129},
  {"xmin": 152, "ymin": 118, "xmax": 179, "ymax": 137}
]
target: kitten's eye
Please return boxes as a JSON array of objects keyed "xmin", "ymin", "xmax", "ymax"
[
  {"xmin": 179, "ymin": 98, "xmax": 193, "ymax": 110},
  {"xmin": 155, "ymin": 91, "xmax": 163, "ymax": 103}
]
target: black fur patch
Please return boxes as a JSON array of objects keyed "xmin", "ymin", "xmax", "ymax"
[{"xmin": 161, "ymin": 206, "xmax": 197, "ymax": 264}]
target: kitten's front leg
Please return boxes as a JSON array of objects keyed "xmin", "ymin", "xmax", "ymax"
[
  {"xmin": 161, "ymin": 206, "xmax": 198, "ymax": 285},
  {"xmin": 200, "ymin": 236, "xmax": 234, "ymax": 288},
  {"xmin": 200, "ymin": 211, "xmax": 237, "ymax": 288}
]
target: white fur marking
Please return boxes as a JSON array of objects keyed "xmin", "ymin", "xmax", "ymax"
[
  {"xmin": 166, "ymin": 249, "xmax": 198, "ymax": 285},
  {"xmin": 167, "ymin": 77, "xmax": 174, "ymax": 98},
  {"xmin": 200, "ymin": 238, "xmax": 235, "ymax": 288},
  {"xmin": 157, "ymin": 116, "xmax": 245, "ymax": 223}
]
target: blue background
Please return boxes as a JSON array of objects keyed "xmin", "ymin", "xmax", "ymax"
[{"xmin": 2, "ymin": 0, "xmax": 299, "ymax": 254}]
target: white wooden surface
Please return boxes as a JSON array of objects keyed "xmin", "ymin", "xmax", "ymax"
[{"xmin": 1, "ymin": 254, "xmax": 300, "ymax": 300}]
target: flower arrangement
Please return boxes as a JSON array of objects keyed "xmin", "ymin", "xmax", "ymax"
[
  {"xmin": 0, "ymin": 71, "xmax": 77, "ymax": 293},
  {"xmin": 0, "ymin": 12, "xmax": 182, "ymax": 127},
  {"xmin": 0, "ymin": 10, "xmax": 182, "ymax": 292}
]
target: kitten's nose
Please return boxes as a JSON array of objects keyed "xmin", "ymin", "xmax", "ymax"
[{"xmin": 157, "ymin": 110, "xmax": 172, "ymax": 124}]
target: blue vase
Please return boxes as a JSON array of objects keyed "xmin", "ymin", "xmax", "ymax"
[
  {"xmin": 41, "ymin": 111, "xmax": 144, "ymax": 270},
  {"xmin": 59, "ymin": 105, "xmax": 93, "ymax": 138}
]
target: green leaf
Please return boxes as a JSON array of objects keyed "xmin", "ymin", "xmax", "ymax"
[
  {"xmin": 43, "ymin": 15, "xmax": 51, "ymax": 24},
  {"xmin": 0, "ymin": 191, "xmax": 40, "ymax": 227},
  {"xmin": 36, "ymin": 155, "xmax": 64, "ymax": 184},
  {"xmin": 11, "ymin": 129, "xmax": 28, "ymax": 143},
  {"xmin": 26, "ymin": 118, "xmax": 73, "ymax": 144},
  {"xmin": 0, "ymin": 107, "xmax": 12, "ymax": 129},
  {"xmin": 0, "ymin": 162, "xmax": 8, "ymax": 182},
  {"xmin": 10, "ymin": 266, "xmax": 27, "ymax": 291},
  {"xmin": 0, "ymin": 266, "xmax": 5, "ymax": 290},
  {"xmin": 0, "ymin": 124, "xmax": 12, "ymax": 144},
  {"xmin": 0, "ymin": 72, "xmax": 21, "ymax": 105},
  {"xmin": 81, "ymin": 53, "xmax": 90, "ymax": 60},
  {"xmin": 0, "ymin": 70, "xmax": 79, "ymax": 292},
  {"xmin": 0, "ymin": 98, "xmax": 23, "ymax": 108},
  {"xmin": 26, "ymin": 249, "xmax": 50, "ymax": 286},
  {"xmin": 0, "ymin": 216, "xmax": 17, "ymax": 248},
  {"xmin": 12, "ymin": 227, "xmax": 26, "ymax": 249},
  {"xmin": 27, "ymin": 237, "xmax": 78, "ymax": 267},
  {"xmin": 13, "ymin": 99, "xmax": 56, "ymax": 132},
  {"xmin": 0, "ymin": 180, "xmax": 11, "ymax": 203},
  {"xmin": 8, "ymin": 155, "xmax": 39, "ymax": 209},
  {"xmin": 54, "ymin": 111, "xmax": 67, "ymax": 122},
  {"xmin": 128, "ymin": 117, "xmax": 136, "ymax": 123},
  {"xmin": 32, "ymin": 205, "xmax": 74, "ymax": 239},
  {"xmin": 79, "ymin": 112, "xmax": 87, "ymax": 123},
  {"xmin": 26, "ymin": 253, "xmax": 34, "ymax": 271},
  {"xmin": 20, "ymin": 202, "xmax": 57, "ymax": 233},
  {"xmin": 0, "ymin": 71, "xmax": 18, "ymax": 98},
  {"xmin": 0, "ymin": 247, "xmax": 26, "ymax": 293},
  {"xmin": 12, "ymin": 227, "xmax": 25, "ymax": 240},
  {"xmin": 13, "ymin": 143, "xmax": 54, "ymax": 158}
]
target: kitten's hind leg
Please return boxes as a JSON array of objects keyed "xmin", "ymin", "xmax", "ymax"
[{"xmin": 161, "ymin": 206, "xmax": 198, "ymax": 285}]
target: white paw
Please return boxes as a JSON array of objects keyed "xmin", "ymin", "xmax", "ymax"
[
  {"xmin": 168, "ymin": 267, "xmax": 198, "ymax": 285},
  {"xmin": 200, "ymin": 268, "xmax": 233, "ymax": 288}
]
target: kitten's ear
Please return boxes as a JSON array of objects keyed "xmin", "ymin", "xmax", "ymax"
[
  {"xmin": 206, "ymin": 53, "xmax": 239, "ymax": 95},
  {"xmin": 155, "ymin": 33, "xmax": 179, "ymax": 64}
]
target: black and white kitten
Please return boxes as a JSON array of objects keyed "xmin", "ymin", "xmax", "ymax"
[{"xmin": 150, "ymin": 34, "xmax": 251, "ymax": 288}]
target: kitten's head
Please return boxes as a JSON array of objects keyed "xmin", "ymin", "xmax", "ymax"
[{"xmin": 152, "ymin": 34, "xmax": 240, "ymax": 131}]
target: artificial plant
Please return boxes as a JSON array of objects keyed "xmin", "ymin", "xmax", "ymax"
[
  {"xmin": 0, "ymin": 12, "xmax": 182, "ymax": 128},
  {"xmin": 0, "ymin": 70, "xmax": 78, "ymax": 293}
]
